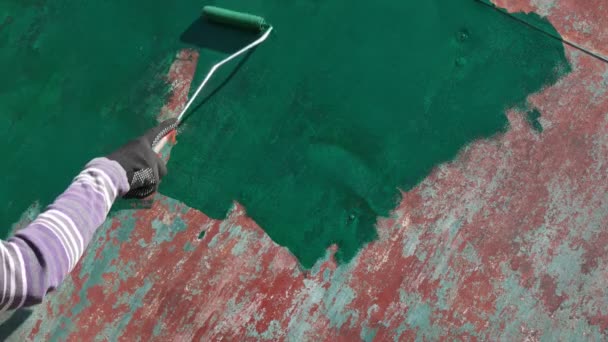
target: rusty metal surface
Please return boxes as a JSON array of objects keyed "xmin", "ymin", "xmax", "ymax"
[{"xmin": 2, "ymin": 0, "xmax": 608, "ymax": 340}]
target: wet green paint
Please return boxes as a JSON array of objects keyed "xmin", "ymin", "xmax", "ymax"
[
  {"xmin": 526, "ymin": 108, "xmax": 544, "ymax": 133},
  {"xmin": 162, "ymin": 0, "xmax": 570, "ymax": 267},
  {"xmin": 0, "ymin": 0, "xmax": 569, "ymax": 268},
  {"xmin": 0, "ymin": 1, "xmax": 203, "ymax": 235}
]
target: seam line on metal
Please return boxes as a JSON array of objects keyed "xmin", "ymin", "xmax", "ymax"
[{"xmin": 475, "ymin": 0, "xmax": 608, "ymax": 65}]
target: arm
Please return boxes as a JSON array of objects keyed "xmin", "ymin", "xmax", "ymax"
[
  {"xmin": 1, "ymin": 158, "xmax": 128, "ymax": 310},
  {"xmin": 0, "ymin": 119, "xmax": 177, "ymax": 310}
]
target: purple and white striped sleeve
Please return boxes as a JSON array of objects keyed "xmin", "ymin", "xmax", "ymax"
[{"xmin": 0, "ymin": 157, "xmax": 129, "ymax": 310}]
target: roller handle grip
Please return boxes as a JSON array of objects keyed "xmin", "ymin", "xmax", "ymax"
[{"xmin": 152, "ymin": 130, "xmax": 176, "ymax": 154}]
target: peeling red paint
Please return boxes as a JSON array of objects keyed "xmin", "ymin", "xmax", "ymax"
[
  {"xmin": 6, "ymin": 1, "xmax": 608, "ymax": 340},
  {"xmin": 158, "ymin": 49, "xmax": 200, "ymax": 122},
  {"xmin": 27, "ymin": 320, "xmax": 41, "ymax": 340}
]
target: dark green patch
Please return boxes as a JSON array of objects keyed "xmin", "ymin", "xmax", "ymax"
[
  {"xmin": 526, "ymin": 108, "xmax": 544, "ymax": 133},
  {"xmin": 162, "ymin": 0, "xmax": 570, "ymax": 267},
  {"xmin": 198, "ymin": 230, "xmax": 206, "ymax": 240}
]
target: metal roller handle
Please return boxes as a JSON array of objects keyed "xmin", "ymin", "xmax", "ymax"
[{"xmin": 153, "ymin": 27, "xmax": 274, "ymax": 153}]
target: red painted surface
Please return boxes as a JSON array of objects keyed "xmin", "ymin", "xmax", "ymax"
[
  {"xmin": 158, "ymin": 49, "xmax": 199, "ymax": 123},
  {"xmin": 4, "ymin": 1, "xmax": 608, "ymax": 340}
]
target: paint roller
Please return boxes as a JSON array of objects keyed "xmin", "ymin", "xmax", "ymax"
[
  {"xmin": 203, "ymin": 6, "xmax": 270, "ymax": 32},
  {"xmin": 153, "ymin": 6, "xmax": 273, "ymax": 152}
]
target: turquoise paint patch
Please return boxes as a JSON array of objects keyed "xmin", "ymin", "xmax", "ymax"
[
  {"xmin": 225, "ymin": 297, "xmax": 245, "ymax": 318},
  {"xmin": 488, "ymin": 264, "xmax": 606, "ymax": 340},
  {"xmin": 102, "ymin": 279, "xmax": 153, "ymax": 339},
  {"xmin": 323, "ymin": 267, "xmax": 357, "ymax": 329},
  {"xmin": 361, "ymin": 325, "xmax": 378, "ymax": 342},
  {"xmin": 227, "ymin": 225, "xmax": 254, "ymax": 256},
  {"xmin": 152, "ymin": 316, "xmax": 166, "ymax": 337},
  {"xmin": 462, "ymin": 243, "xmax": 481, "ymax": 264},
  {"xmin": 547, "ymin": 242, "xmax": 584, "ymax": 296},
  {"xmin": 435, "ymin": 270, "xmax": 457, "ymax": 311},
  {"xmin": 402, "ymin": 227, "xmax": 422, "ymax": 258},
  {"xmin": 449, "ymin": 219, "xmax": 463, "ymax": 238},
  {"xmin": 406, "ymin": 303, "xmax": 432, "ymax": 334},
  {"xmin": 183, "ymin": 241, "xmax": 196, "ymax": 252},
  {"xmin": 323, "ymin": 268, "xmax": 331, "ymax": 282},
  {"xmin": 207, "ymin": 232, "xmax": 221, "ymax": 249},
  {"xmin": 150, "ymin": 215, "xmax": 188, "ymax": 244},
  {"xmin": 398, "ymin": 289, "xmax": 442, "ymax": 340}
]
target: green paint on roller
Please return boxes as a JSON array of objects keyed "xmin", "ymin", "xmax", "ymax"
[{"xmin": 202, "ymin": 6, "xmax": 268, "ymax": 32}]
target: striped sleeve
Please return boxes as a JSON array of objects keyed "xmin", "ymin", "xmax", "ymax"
[{"xmin": 0, "ymin": 157, "xmax": 129, "ymax": 310}]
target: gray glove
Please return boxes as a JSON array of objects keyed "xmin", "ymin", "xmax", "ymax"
[{"xmin": 107, "ymin": 119, "xmax": 178, "ymax": 198}]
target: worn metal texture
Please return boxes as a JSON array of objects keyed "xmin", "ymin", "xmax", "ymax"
[{"xmin": 2, "ymin": 0, "xmax": 608, "ymax": 340}]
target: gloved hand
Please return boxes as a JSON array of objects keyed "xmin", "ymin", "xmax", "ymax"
[{"xmin": 107, "ymin": 119, "xmax": 178, "ymax": 198}]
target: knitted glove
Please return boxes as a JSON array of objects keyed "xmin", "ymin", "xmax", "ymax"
[{"xmin": 107, "ymin": 119, "xmax": 178, "ymax": 198}]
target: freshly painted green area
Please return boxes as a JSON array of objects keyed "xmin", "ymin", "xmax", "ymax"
[
  {"xmin": 0, "ymin": 1, "xmax": 202, "ymax": 235},
  {"xmin": 162, "ymin": 1, "xmax": 569, "ymax": 267},
  {"xmin": 0, "ymin": 0, "xmax": 569, "ymax": 268}
]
